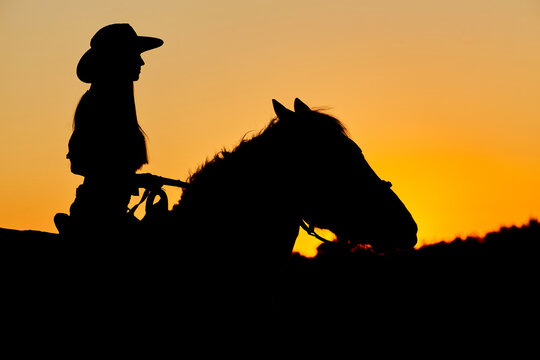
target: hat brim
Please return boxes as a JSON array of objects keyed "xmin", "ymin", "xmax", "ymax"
[
  {"xmin": 137, "ymin": 36, "xmax": 164, "ymax": 53},
  {"xmin": 76, "ymin": 36, "xmax": 163, "ymax": 83}
]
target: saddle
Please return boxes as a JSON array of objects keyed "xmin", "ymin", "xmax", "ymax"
[{"xmin": 54, "ymin": 173, "xmax": 189, "ymax": 237}]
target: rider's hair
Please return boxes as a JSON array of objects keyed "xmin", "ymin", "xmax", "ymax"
[{"xmin": 68, "ymin": 81, "xmax": 148, "ymax": 176}]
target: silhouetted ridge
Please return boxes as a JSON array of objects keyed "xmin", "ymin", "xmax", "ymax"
[
  {"xmin": 0, "ymin": 228, "xmax": 58, "ymax": 241},
  {"xmin": 278, "ymin": 219, "xmax": 539, "ymax": 321},
  {"xmin": 305, "ymin": 218, "xmax": 540, "ymax": 258},
  {"xmin": 415, "ymin": 218, "xmax": 540, "ymax": 256}
]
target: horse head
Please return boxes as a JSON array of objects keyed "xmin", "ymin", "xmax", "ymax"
[{"xmin": 272, "ymin": 98, "xmax": 417, "ymax": 253}]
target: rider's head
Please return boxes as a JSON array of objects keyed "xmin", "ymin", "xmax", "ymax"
[{"xmin": 76, "ymin": 23, "xmax": 163, "ymax": 84}]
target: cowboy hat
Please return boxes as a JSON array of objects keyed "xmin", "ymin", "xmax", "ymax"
[{"xmin": 77, "ymin": 23, "xmax": 163, "ymax": 83}]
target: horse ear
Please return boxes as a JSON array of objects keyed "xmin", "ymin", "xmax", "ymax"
[
  {"xmin": 272, "ymin": 99, "xmax": 294, "ymax": 119},
  {"xmin": 294, "ymin": 98, "xmax": 311, "ymax": 112}
]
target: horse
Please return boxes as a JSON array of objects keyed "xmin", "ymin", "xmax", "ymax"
[
  {"xmin": 1, "ymin": 98, "xmax": 417, "ymax": 325},
  {"xmin": 166, "ymin": 98, "xmax": 417, "ymax": 318}
]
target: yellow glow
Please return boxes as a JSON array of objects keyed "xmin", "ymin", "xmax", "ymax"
[{"xmin": 2, "ymin": 1, "xmax": 540, "ymax": 257}]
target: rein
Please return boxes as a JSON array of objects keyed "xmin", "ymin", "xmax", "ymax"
[
  {"xmin": 300, "ymin": 219, "xmax": 334, "ymax": 244},
  {"xmin": 129, "ymin": 173, "xmax": 190, "ymax": 215}
]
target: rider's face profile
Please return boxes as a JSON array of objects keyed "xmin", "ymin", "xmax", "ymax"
[
  {"xmin": 128, "ymin": 53, "xmax": 145, "ymax": 81},
  {"xmin": 99, "ymin": 51, "xmax": 145, "ymax": 82}
]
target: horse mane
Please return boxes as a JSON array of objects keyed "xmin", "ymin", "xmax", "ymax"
[{"xmin": 185, "ymin": 109, "xmax": 350, "ymax": 188}]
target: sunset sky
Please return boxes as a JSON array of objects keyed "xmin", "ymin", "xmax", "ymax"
[{"xmin": 1, "ymin": 0, "xmax": 540, "ymax": 257}]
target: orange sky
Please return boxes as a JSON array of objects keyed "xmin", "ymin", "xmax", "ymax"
[{"xmin": 1, "ymin": 0, "xmax": 540, "ymax": 257}]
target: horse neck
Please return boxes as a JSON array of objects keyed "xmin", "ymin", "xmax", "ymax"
[{"xmin": 175, "ymin": 131, "xmax": 304, "ymax": 242}]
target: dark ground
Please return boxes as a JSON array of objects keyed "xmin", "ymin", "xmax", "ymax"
[
  {"xmin": 278, "ymin": 220, "xmax": 540, "ymax": 330},
  {"xmin": 1, "ymin": 220, "xmax": 538, "ymax": 338}
]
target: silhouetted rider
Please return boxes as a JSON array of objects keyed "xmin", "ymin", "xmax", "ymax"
[{"xmin": 55, "ymin": 24, "xmax": 163, "ymax": 238}]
